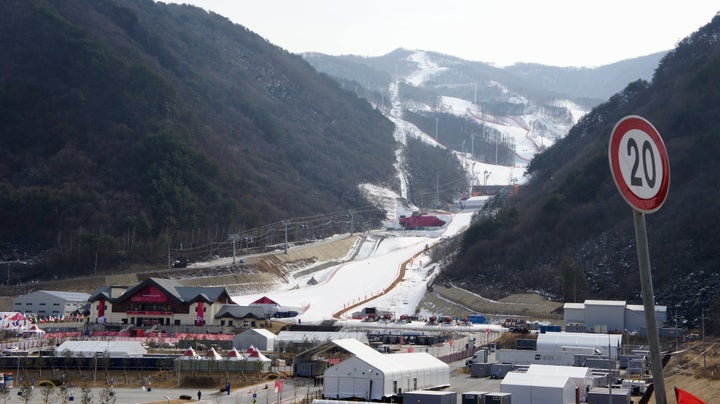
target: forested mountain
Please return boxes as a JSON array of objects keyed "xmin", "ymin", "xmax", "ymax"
[
  {"xmin": 441, "ymin": 15, "xmax": 720, "ymax": 323},
  {"xmin": 504, "ymin": 52, "xmax": 666, "ymax": 101},
  {"xmin": 0, "ymin": 0, "xmax": 466, "ymax": 276}
]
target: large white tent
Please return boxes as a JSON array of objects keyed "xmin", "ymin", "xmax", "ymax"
[
  {"xmin": 56, "ymin": 340, "xmax": 147, "ymax": 358},
  {"xmin": 536, "ymin": 332, "xmax": 622, "ymax": 359},
  {"xmin": 323, "ymin": 338, "xmax": 449, "ymax": 401}
]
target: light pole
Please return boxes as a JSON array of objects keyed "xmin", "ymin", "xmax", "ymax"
[
  {"xmin": 675, "ymin": 304, "xmax": 680, "ymax": 353},
  {"xmin": 230, "ymin": 235, "xmax": 237, "ymax": 264},
  {"xmin": 283, "ymin": 221, "xmax": 289, "ymax": 254}
]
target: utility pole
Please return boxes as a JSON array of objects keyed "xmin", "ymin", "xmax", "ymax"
[
  {"xmin": 495, "ymin": 133, "xmax": 498, "ymax": 164},
  {"xmin": 231, "ymin": 235, "xmax": 237, "ymax": 265},
  {"xmin": 675, "ymin": 305, "xmax": 679, "ymax": 353},
  {"xmin": 471, "ymin": 132, "xmax": 474, "ymax": 156},
  {"xmin": 348, "ymin": 211, "xmax": 354, "ymax": 235},
  {"xmin": 702, "ymin": 307, "xmax": 706, "ymax": 370},
  {"xmin": 283, "ymin": 221, "xmax": 289, "ymax": 255}
]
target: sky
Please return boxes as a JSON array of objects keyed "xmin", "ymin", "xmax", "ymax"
[{"xmin": 164, "ymin": 1, "xmax": 718, "ymax": 67}]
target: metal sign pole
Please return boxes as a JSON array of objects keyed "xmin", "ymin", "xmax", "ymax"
[{"xmin": 633, "ymin": 209, "xmax": 666, "ymax": 404}]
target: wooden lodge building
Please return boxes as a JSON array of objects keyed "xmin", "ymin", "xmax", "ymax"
[{"xmin": 87, "ymin": 277, "xmax": 268, "ymax": 331}]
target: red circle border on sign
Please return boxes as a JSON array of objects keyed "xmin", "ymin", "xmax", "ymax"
[{"xmin": 609, "ymin": 115, "xmax": 670, "ymax": 213}]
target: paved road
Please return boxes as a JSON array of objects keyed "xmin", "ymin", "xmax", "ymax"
[
  {"xmin": 6, "ymin": 379, "xmax": 323, "ymax": 404},
  {"xmin": 7, "ymin": 345, "xmax": 498, "ymax": 403},
  {"xmin": 8, "ymin": 361, "xmax": 500, "ymax": 404}
]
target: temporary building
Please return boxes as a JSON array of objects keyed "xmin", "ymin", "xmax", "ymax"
[
  {"xmin": 276, "ymin": 331, "xmax": 368, "ymax": 349},
  {"xmin": 323, "ymin": 338, "xmax": 449, "ymax": 401},
  {"xmin": 233, "ymin": 328, "xmax": 276, "ymax": 351},
  {"xmin": 56, "ymin": 340, "xmax": 147, "ymax": 358},
  {"xmin": 501, "ymin": 372, "xmax": 575, "ymax": 404},
  {"xmin": 536, "ymin": 332, "xmax": 622, "ymax": 359},
  {"xmin": 526, "ymin": 364, "xmax": 593, "ymax": 402}
]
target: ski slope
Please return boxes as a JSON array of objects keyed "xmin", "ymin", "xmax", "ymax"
[{"xmin": 232, "ymin": 210, "xmax": 476, "ymax": 323}]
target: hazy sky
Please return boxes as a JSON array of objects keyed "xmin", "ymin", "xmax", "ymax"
[{"xmin": 164, "ymin": 1, "xmax": 718, "ymax": 67}]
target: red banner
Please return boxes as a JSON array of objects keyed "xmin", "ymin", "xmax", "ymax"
[{"xmin": 675, "ymin": 387, "xmax": 706, "ymax": 404}]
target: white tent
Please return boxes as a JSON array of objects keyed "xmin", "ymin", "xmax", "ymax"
[
  {"xmin": 227, "ymin": 347, "xmax": 244, "ymax": 361},
  {"xmin": 206, "ymin": 347, "xmax": 222, "ymax": 361},
  {"xmin": 245, "ymin": 345, "xmax": 270, "ymax": 362},
  {"xmin": 536, "ymin": 332, "xmax": 622, "ymax": 358},
  {"xmin": 22, "ymin": 324, "xmax": 46, "ymax": 338},
  {"xmin": 323, "ymin": 338, "xmax": 449, "ymax": 401},
  {"xmin": 233, "ymin": 328, "xmax": 276, "ymax": 351},
  {"xmin": 182, "ymin": 347, "xmax": 199, "ymax": 359},
  {"xmin": 56, "ymin": 340, "xmax": 147, "ymax": 358}
]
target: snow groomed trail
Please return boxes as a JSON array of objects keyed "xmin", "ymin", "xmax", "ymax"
[{"xmin": 232, "ymin": 211, "xmax": 475, "ymax": 323}]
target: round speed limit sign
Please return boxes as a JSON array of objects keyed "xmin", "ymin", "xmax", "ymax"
[{"xmin": 609, "ymin": 115, "xmax": 670, "ymax": 213}]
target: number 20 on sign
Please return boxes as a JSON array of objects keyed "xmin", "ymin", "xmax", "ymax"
[{"xmin": 609, "ymin": 115, "xmax": 670, "ymax": 213}]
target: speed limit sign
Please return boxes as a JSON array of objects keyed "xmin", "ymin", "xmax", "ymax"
[{"xmin": 609, "ymin": 115, "xmax": 670, "ymax": 213}]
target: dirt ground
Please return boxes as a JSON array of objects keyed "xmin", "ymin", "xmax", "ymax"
[
  {"xmin": 13, "ymin": 367, "xmax": 282, "ymax": 394},
  {"xmin": 418, "ymin": 284, "xmax": 563, "ymax": 321},
  {"xmin": 657, "ymin": 340, "xmax": 720, "ymax": 402}
]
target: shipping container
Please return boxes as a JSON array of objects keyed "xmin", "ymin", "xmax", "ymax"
[
  {"xmin": 490, "ymin": 363, "xmax": 514, "ymax": 379},
  {"xmin": 483, "ymin": 392, "xmax": 511, "ymax": 403},
  {"xmin": 470, "ymin": 363, "xmax": 492, "ymax": 378},
  {"xmin": 461, "ymin": 391, "xmax": 487, "ymax": 404},
  {"xmin": 539, "ymin": 325, "xmax": 562, "ymax": 333},
  {"xmin": 586, "ymin": 387, "xmax": 631, "ymax": 404},
  {"xmin": 403, "ymin": 390, "xmax": 457, "ymax": 404},
  {"xmin": 514, "ymin": 339, "xmax": 537, "ymax": 350}
]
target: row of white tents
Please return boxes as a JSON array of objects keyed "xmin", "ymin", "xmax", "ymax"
[
  {"xmin": 180, "ymin": 345, "xmax": 270, "ymax": 362},
  {"xmin": 54, "ymin": 340, "xmax": 270, "ymax": 364}
]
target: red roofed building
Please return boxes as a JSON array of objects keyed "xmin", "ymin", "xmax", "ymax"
[
  {"xmin": 87, "ymin": 277, "xmax": 243, "ymax": 328},
  {"xmin": 250, "ymin": 296, "xmax": 281, "ymax": 316}
]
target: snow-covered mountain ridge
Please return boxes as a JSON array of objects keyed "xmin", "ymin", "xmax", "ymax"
[{"xmin": 321, "ymin": 49, "xmax": 612, "ymax": 221}]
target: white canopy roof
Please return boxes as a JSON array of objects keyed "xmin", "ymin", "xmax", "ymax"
[
  {"xmin": 182, "ymin": 347, "xmax": 199, "ymax": 359},
  {"xmin": 526, "ymin": 364, "xmax": 592, "ymax": 377},
  {"xmin": 245, "ymin": 345, "xmax": 270, "ymax": 362},
  {"xmin": 537, "ymin": 332, "xmax": 622, "ymax": 351},
  {"xmin": 56, "ymin": 340, "xmax": 146, "ymax": 358},
  {"xmin": 502, "ymin": 372, "xmax": 571, "ymax": 388},
  {"xmin": 206, "ymin": 347, "xmax": 222, "ymax": 360},
  {"xmin": 331, "ymin": 338, "xmax": 448, "ymax": 381},
  {"xmin": 227, "ymin": 347, "xmax": 244, "ymax": 361}
]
